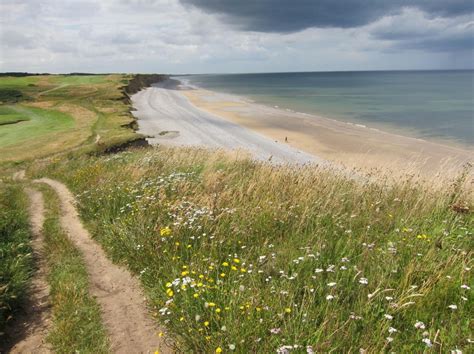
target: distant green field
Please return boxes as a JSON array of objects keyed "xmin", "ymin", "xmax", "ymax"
[
  {"xmin": 0, "ymin": 76, "xmax": 41, "ymax": 88},
  {"xmin": 48, "ymin": 75, "xmax": 110, "ymax": 85},
  {"xmin": 0, "ymin": 74, "xmax": 139, "ymax": 163},
  {"xmin": 0, "ymin": 106, "xmax": 74, "ymax": 148}
]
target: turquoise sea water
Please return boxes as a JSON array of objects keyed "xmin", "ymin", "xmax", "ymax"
[{"xmin": 179, "ymin": 71, "xmax": 474, "ymax": 147}]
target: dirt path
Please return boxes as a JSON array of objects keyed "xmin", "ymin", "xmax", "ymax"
[
  {"xmin": 7, "ymin": 188, "xmax": 52, "ymax": 354},
  {"xmin": 36, "ymin": 178, "xmax": 172, "ymax": 354}
]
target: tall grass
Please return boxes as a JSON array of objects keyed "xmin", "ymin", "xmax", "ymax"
[
  {"xmin": 32, "ymin": 146, "xmax": 473, "ymax": 353},
  {"xmin": 40, "ymin": 186, "xmax": 109, "ymax": 353},
  {"xmin": 0, "ymin": 183, "xmax": 32, "ymax": 338}
]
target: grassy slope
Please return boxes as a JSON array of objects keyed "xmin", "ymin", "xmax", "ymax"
[
  {"xmin": 31, "ymin": 147, "xmax": 473, "ymax": 353},
  {"xmin": 0, "ymin": 107, "xmax": 30, "ymax": 125},
  {"xmin": 0, "ymin": 184, "xmax": 32, "ymax": 337},
  {"xmin": 0, "ymin": 74, "xmax": 139, "ymax": 163},
  {"xmin": 0, "ymin": 106, "xmax": 74, "ymax": 147},
  {"xmin": 40, "ymin": 186, "xmax": 109, "ymax": 353}
]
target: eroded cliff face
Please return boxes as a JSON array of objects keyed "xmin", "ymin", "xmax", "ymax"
[{"xmin": 124, "ymin": 74, "xmax": 168, "ymax": 95}]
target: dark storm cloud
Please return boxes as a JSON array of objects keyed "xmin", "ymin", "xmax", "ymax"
[
  {"xmin": 384, "ymin": 29, "xmax": 474, "ymax": 53},
  {"xmin": 180, "ymin": 0, "xmax": 473, "ymax": 32}
]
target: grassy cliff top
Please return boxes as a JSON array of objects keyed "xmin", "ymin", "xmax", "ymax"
[{"xmin": 0, "ymin": 74, "xmax": 142, "ymax": 164}]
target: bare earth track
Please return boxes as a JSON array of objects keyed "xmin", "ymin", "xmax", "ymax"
[
  {"xmin": 36, "ymin": 178, "xmax": 171, "ymax": 353},
  {"xmin": 6, "ymin": 171, "xmax": 171, "ymax": 353}
]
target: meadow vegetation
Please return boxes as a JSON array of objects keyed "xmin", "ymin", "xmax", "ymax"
[
  {"xmin": 0, "ymin": 183, "xmax": 32, "ymax": 334},
  {"xmin": 30, "ymin": 147, "xmax": 473, "ymax": 353}
]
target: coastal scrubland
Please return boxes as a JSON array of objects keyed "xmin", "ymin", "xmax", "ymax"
[
  {"xmin": 1, "ymin": 74, "xmax": 472, "ymax": 352},
  {"xmin": 29, "ymin": 147, "xmax": 473, "ymax": 353}
]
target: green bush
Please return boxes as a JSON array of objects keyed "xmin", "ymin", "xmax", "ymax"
[{"xmin": 0, "ymin": 89, "xmax": 24, "ymax": 104}]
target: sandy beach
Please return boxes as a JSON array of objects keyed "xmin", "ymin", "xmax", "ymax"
[
  {"xmin": 132, "ymin": 79, "xmax": 473, "ymax": 177},
  {"xmin": 131, "ymin": 80, "xmax": 322, "ymax": 165}
]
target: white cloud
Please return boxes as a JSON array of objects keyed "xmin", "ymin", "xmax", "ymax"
[{"xmin": 0, "ymin": 0, "xmax": 472, "ymax": 73}]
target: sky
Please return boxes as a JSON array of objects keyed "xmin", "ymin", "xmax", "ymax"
[{"xmin": 0, "ymin": 0, "xmax": 473, "ymax": 74}]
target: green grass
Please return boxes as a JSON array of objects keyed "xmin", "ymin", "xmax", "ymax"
[
  {"xmin": 40, "ymin": 185, "xmax": 109, "ymax": 353},
  {"xmin": 0, "ymin": 106, "xmax": 30, "ymax": 126},
  {"xmin": 48, "ymin": 75, "xmax": 109, "ymax": 86},
  {"xmin": 0, "ymin": 183, "xmax": 32, "ymax": 337},
  {"xmin": 30, "ymin": 147, "xmax": 473, "ymax": 353},
  {"xmin": 0, "ymin": 106, "xmax": 74, "ymax": 148},
  {"xmin": 0, "ymin": 74, "xmax": 141, "ymax": 164},
  {"xmin": 0, "ymin": 76, "xmax": 41, "ymax": 88}
]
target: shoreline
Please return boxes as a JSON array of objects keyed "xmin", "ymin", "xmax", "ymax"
[
  {"xmin": 179, "ymin": 84, "xmax": 472, "ymax": 176},
  {"xmin": 130, "ymin": 82, "xmax": 323, "ymax": 166},
  {"xmin": 175, "ymin": 77, "xmax": 473, "ymax": 152}
]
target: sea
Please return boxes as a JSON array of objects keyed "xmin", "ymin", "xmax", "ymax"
[{"xmin": 177, "ymin": 70, "xmax": 474, "ymax": 147}]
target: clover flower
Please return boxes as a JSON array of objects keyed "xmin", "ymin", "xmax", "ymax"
[
  {"xmin": 422, "ymin": 338, "xmax": 432, "ymax": 347},
  {"xmin": 414, "ymin": 321, "xmax": 426, "ymax": 329}
]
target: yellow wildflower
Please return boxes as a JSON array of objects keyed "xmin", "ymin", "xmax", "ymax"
[
  {"xmin": 216, "ymin": 347, "xmax": 222, "ymax": 353},
  {"xmin": 160, "ymin": 227, "xmax": 172, "ymax": 236}
]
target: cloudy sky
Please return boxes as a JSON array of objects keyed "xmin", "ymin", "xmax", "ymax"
[{"xmin": 0, "ymin": 0, "xmax": 473, "ymax": 73}]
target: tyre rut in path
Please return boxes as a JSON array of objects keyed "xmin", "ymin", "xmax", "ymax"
[
  {"xmin": 36, "ymin": 178, "xmax": 172, "ymax": 354},
  {"xmin": 5, "ymin": 188, "xmax": 52, "ymax": 354}
]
